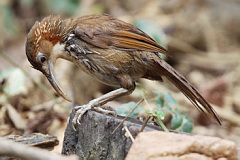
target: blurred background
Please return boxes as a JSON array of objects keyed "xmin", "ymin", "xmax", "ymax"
[{"xmin": 0, "ymin": 0, "xmax": 240, "ymax": 153}]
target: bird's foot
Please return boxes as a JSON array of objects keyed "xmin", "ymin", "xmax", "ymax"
[
  {"xmin": 72, "ymin": 104, "xmax": 91, "ymax": 130},
  {"xmin": 72, "ymin": 103, "xmax": 116, "ymax": 130},
  {"xmin": 94, "ymin": 106, "xmax": 117, "ymax": 117}
]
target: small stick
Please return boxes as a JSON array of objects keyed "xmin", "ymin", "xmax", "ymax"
[
  {"xmin": 140, "ymin": 115, "xmax": 152, "ymax": 132},
  {"xmin": 0, "ymin": 138, "xmax": 78, "ymax": 160},
  {"xmin": 123, "ymin": 126, "xmax": 134, "ymax": 142},
  {"xmin": 143, "ymin": 97, "xmax": 169, "ymax": 132},
  {"xmin": 112, "ymin": 98, "xmax": 144, "ymax": 134}
]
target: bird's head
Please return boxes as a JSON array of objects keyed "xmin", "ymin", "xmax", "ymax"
[{"xmin": 26, "ymin": 16, "xmax": 74, "ymax": 102}]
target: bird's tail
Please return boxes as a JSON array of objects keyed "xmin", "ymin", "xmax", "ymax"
[{"xmin": 156, "ymin": 59, "xmax": 221, "ymax": 125}]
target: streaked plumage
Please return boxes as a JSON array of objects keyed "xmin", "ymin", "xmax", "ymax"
[{"xmin": 26, "ymin": 14, "xmax": 221, "ymax": 126}]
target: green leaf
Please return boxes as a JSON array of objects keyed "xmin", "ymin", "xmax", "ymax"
[
  {"xmin": 155, "ymin": 96, "xmax": 164, "ymax": 108},
  {"xmin": 174, "ymin": 109, "xmax": 181, "ymax": 115},
  {"xmin": 116, "ymin": 102, "xmax": 143, "ymax": 118},
  {"xmin": 0, "ymin": 68, "xmax": 27, "ymax": 96},
  {"xmin": 163, "ymin": 104, "xmax": 172, "ymax": 112},
  {"xmin": 181, "ymin": 120, "xmax": 193, "ymax": 133},
  {"xmin": 152, "ymin": 110, "xmax": 165, "ymax": 120},
  {"xmin": 171, "ymin": 115, "xmax": 183, "ymax": 129},
  {"xmin": 0, "ymin": 68, "xmax": 27, "ymax": 104},
  {"xmin": 153, "ymin": 115, "xmax": 169, "ymax": 132},
  {"xmin": 164, "ymin": 93, "xmax": 178, "ymax": 105},
  {"xmin": 183, "ymin": 113, "xmax": 192, "ymax": 121}
]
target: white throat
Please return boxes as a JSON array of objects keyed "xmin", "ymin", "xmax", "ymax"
[{"xmin": 51, "ymin": 42, "xmax": 70, "ymax": 61}]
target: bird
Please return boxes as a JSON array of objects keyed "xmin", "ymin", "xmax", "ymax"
[{"xmin": 25, "ymin": 14, "xmax": 221, "ymax": 128}]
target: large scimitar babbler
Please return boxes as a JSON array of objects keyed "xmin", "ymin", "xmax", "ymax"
[{"xmin": 25, "ymin": 14, "xmax": 221, "ymax": 128}]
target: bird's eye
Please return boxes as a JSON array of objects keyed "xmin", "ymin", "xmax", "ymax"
[
  {"xmin": 39, "ymin": 55, "xmax": 46, "ymax": 63},
  {"xmin": 37, "ymin": 52, "xmax": 47, "ymax": 64}
]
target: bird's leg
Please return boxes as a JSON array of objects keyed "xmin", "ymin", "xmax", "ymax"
[{"xmin": 72, "ymin": 88, "xmax": 133, "ymax": 129}]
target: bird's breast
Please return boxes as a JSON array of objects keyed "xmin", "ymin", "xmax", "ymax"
[{"xmin": 66, "ymin": 45, "xmax": 147, "ymax": 86}]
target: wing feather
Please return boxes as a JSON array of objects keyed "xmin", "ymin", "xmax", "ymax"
[{"xmin": 73, "ymin": 14, "xmax": 170, "ymax": 56}]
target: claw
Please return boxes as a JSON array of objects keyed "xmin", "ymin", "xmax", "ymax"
[
  {"xmin": 71, "ymin": 103, "xmax": 117, "ymax": 131},
  {"xmin": 72, "ymin": 121, "xmax": 77, "ymax": 131},
  {"xmin": 71, "ymin": 104, "xmax": 92, "ymax": 130},
  {"xmin": 94, "ymin": 106, "xmax": 117, "ymax": 116}
]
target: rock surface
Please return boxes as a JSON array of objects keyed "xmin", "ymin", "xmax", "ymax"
[
  {"xmin": 62, "ymin": 110, "xmax": 161, "ymax": 159},
  {"xmin": 126, "ymin": 131, "xmax": 238, "ymax": 160}
]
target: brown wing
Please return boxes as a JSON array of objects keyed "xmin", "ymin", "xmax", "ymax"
[{"xmin": 73, "ymin": 14, "xmax": 170, "ymax": 56}]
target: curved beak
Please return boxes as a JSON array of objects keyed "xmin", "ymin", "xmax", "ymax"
[{"xmin": 46, "ymin": 61, "xmax": 72, "ymax": 102}]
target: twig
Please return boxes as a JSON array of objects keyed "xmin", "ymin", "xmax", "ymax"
[
  {"xmin": 143, "ymin": 98, "xmax": 169, "ymax": 132},
  {"xmin": 123, "ymin": 126, "xmax": 134, "ymax": 142},
  {"xmin": 0, "ymin": 138, "xmax": 78, "ymax": 160},
  {"xmin": 112, "ymin": 98, "xmax": 144, "ymax": 134},
  {"xmin": 140, "ymin": 116, "xmax": 153, "ymax": 132},
  {"xmin": 153, "ymin": 116, "xmax": 169, "ymax": 132}
]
